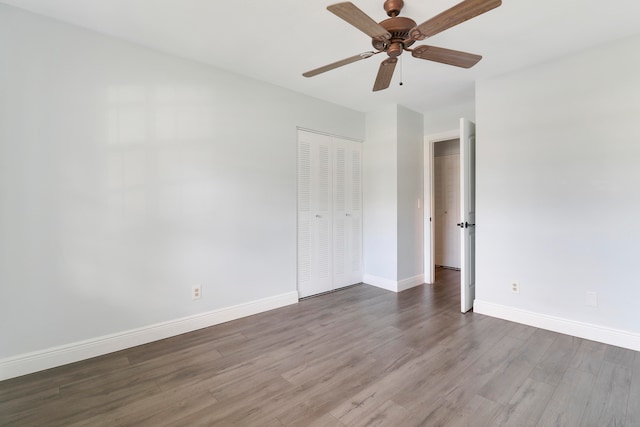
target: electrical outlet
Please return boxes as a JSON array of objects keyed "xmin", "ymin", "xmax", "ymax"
[
  {"xmin": 192, "ymin": 285, "xmax": 202, "ymax": 300},
  {"xmin": 511, "ymin": 282, "xmax": 520, "ymax": 294}
]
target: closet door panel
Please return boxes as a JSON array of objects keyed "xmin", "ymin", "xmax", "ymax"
[
  {"xmin": 297, "ymin": 131, "xmax": 333, "ymax": 297},
  {"xmin": 333, "ymin": 143, "xmax": 347, "ymax": 286},
  {"xmin": 333, "ymin": 139, "xmax": 362, "ymax": 288}
]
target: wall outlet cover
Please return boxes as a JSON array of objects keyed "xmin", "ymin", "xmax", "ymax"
[{"xmin": 192, "ymin": 285, "xmax": 202, "ymax": 300}]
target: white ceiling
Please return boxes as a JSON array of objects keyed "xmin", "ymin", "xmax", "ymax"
[{"xmin": 3, "ymin": 0, "xmax": 640, "ymax": 112}]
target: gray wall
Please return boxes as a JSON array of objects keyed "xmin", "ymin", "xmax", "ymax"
[
  {"xmin": 397, "ymin": 106, "xmax": 424, "ymax": 280},
  {"xmin": 363, "ymin": 105, "xmax": 423, "ymax": 287},
  {"xmin": 475, "ymin": 33, "xmax": 640, "ymax": 337},
  {"xmin": 363, "ymin": 106, "xmax": 398, "ymax": 281},
  {"xmin": 424, "ymin": 100, "xmax": 475, "ymax": 135},
  {"xmin": 0, "ymin": 4, "xmax": 365, "ymax": 360}
]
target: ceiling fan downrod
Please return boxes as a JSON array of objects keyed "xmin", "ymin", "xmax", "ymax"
[{"xmin": 383, "ymin": 0, "xmax": 404, "ymax": 17}]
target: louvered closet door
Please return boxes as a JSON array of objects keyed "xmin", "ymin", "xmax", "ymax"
[
  {"xmin": 298, "ymin": 130, "xmax": 362, "ymax": 298},
  {"xmin": 297, "ymin": 131, "xmax": 333, "ymax": 297},
  {"xmin": 333, "ymin": 138, "xmax": 363, "ymax": 288}
]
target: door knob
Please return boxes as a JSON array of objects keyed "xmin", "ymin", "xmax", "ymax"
[{"xmin": 457, "ymin": 222, "xmax": 476, "ymax": 228}]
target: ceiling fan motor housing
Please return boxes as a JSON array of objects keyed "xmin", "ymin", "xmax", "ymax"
[{"xmin": 372, "ymin": 16, "xmax": 417, "ymax": 56}]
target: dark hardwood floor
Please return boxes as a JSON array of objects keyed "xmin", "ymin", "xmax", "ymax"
[{"xmin": 2, "ymin": 268, "xmax": 639, "ymax": 426}]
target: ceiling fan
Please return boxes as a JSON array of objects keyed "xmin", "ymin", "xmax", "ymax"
[{"xmin": 303, "ymin": 0, "xmax": 502, "ymax": 91}]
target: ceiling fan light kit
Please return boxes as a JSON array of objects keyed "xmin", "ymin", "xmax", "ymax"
[{"xmin": 303, "ymin": 0, "xmax": 502, "ymax": 91}]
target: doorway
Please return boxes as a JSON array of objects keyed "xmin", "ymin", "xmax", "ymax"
[
  {"xmin": 433, "ymin": 139, "xmax": 461, "ymax": 270},
  {"xmin": 424, "ymin": 119, "xmax": 476, "ymax": 313}
]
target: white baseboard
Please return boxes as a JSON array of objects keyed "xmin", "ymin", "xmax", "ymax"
[
  {"xmin": 0, "ymin": 291, "xmax": 299, "ymax": 381},
  {"xmin": 364, "ymin": 274, "xmax": 425, "ymax": 293},
  {"xmin": 474, "ymin": 299, "xmax": 640, "ymax": 352},
  {"xmin": 398, "ymin": 274, "xmax": 425, "ymax": 292},
  {"xmin": 363, "ymin": 274, "xmax": 397, "ymax": 292}
]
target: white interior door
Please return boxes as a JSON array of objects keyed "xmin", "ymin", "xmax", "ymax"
[
  {"xmin": 333, "ymin": 139, "xmax": 362, "ymax": 288},
  {"xmin": 460, "ymin": 119, "xmax": 476, "ymax": 313},
  {"xmin": 298, "ymin": 131, "xmax": 333, "ymax": 297}
]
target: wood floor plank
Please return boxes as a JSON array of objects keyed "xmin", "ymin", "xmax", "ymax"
[
  {"xmin": 536, "ymin": 367, "xmax": 597, "ymax": 426},
  {"xmin": 332, "ymin": 314, "xmax": 508, "ymax": 421},
  {"xmin": 570, "ymin": 339, "xmax": 607, "ymax": 375},
  {"xmin": 400, "ymin": 394, "xmax": 502, "ymax": 427},
  {"xmin": 529, "ymin": 333, "xmax": 581, "ymax": 386},
  {"xmin": 346, "ymin": 399, "xmax": 409, "ymax": 427},
  {"xmin": 604, "ymin": 344, "xmax": 637, "ymax": 369},
  {"xmin": 490, "ymin": 377, "xmax": 556, "ymax": 426},
  {"xmin": 305, "ymin": 413, "xmax": 347, "ymax": 427},
  {"xmin": 477, "ymin": 327, "xmax": 556, "ymax": 405},
  {"xmin": 399, "ymin": 396, "xmax": 460, "ymax": 426},
  {"xmin": 1, "ymin": 268, "xmax": 639, "ymax": 426},
  {"xmin": 164, "ymin": 376, "xmax": 293, "ymax": 426},
  {"xmin": 395, "ymin": 318, "xmax": 524, "ymax": 414},
  {"xmin": 126, "ymin": 331, "xmax": 244, "ymax": 365},
  {"xmin": 579, "ymin": 360, "xmax": 631, "ymax": 426},
  {"xmin": 437, "ymin": 335, "xmax": 530, "ymax": 410},
  {"xmin": 448, "ymin": 394, "xmax": 504, "ymax": 427},
  {"xmin": 506, "ymin": 322, "xmax": 539, "ymax": 341},
  {"xmin": 392, "ymin": 316, "xmax": 510, "ymax": 409},
  {"xmin": 626, "ymin": 352, "xmax": 640, "ymax": 426},
  {"xmin": 65, "ymin": 379, "xmax": 218, "ymax": 427},
  {"xmin": 277, "ymin": 357, "xmax": 399, "ymax": 426},
  {"xmin": 0, "ymin": 353, "xmax": 130, "ymax": 403},
  {"xmin": 241, "ymin": 353, "xmax": 382, "ymax": 426}
]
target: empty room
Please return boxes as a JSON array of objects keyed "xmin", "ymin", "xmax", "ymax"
[{"xmin": 1, "ymin": 0, "xmax": 640, "ymax": 425}]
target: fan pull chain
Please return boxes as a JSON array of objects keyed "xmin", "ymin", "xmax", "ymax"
[{"xmin": 399, "ymin": 55, "xmax": 403, "ymax": 86}]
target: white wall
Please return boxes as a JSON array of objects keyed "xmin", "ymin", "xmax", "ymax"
[
  {"xmin": 397, "ymin": 106, "xmax": 424, "ymax": 281},
  {"xmin": 424, "ymin": 100, "xmax": 475, "ymax": 135},
  {"xmin": 475, "ymin": 34, "xmax": 640, "ymax": 348},
  {"xmin": 363, "ymin": 106, "xmax": 398, "ymax": 282},
  {"xmin": 363, "ymin": 105, "xmax": 424, "ymax": 290},
  {"xmin": 0, "ymin": 4, "xmax": 364, "ymax": 366}
]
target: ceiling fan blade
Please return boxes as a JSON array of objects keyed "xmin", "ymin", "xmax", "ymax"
[
  {"xmin": 327, "ymin": 2, "xmax": 391, "ymax": 41},
  {"xmin": 411, "ymin": 45, "xmax": 482, "ymax": 68},
  {"xmin": 410, "ymin": 0, "xmax": 501, "ymax": 40},
  {"xmin": 373, "ymin": 58, "xmax": 397, "ymax": 92},
  {"xmin": 303, "ymin": 51, "xmax": 377, "ymax": 78}
]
